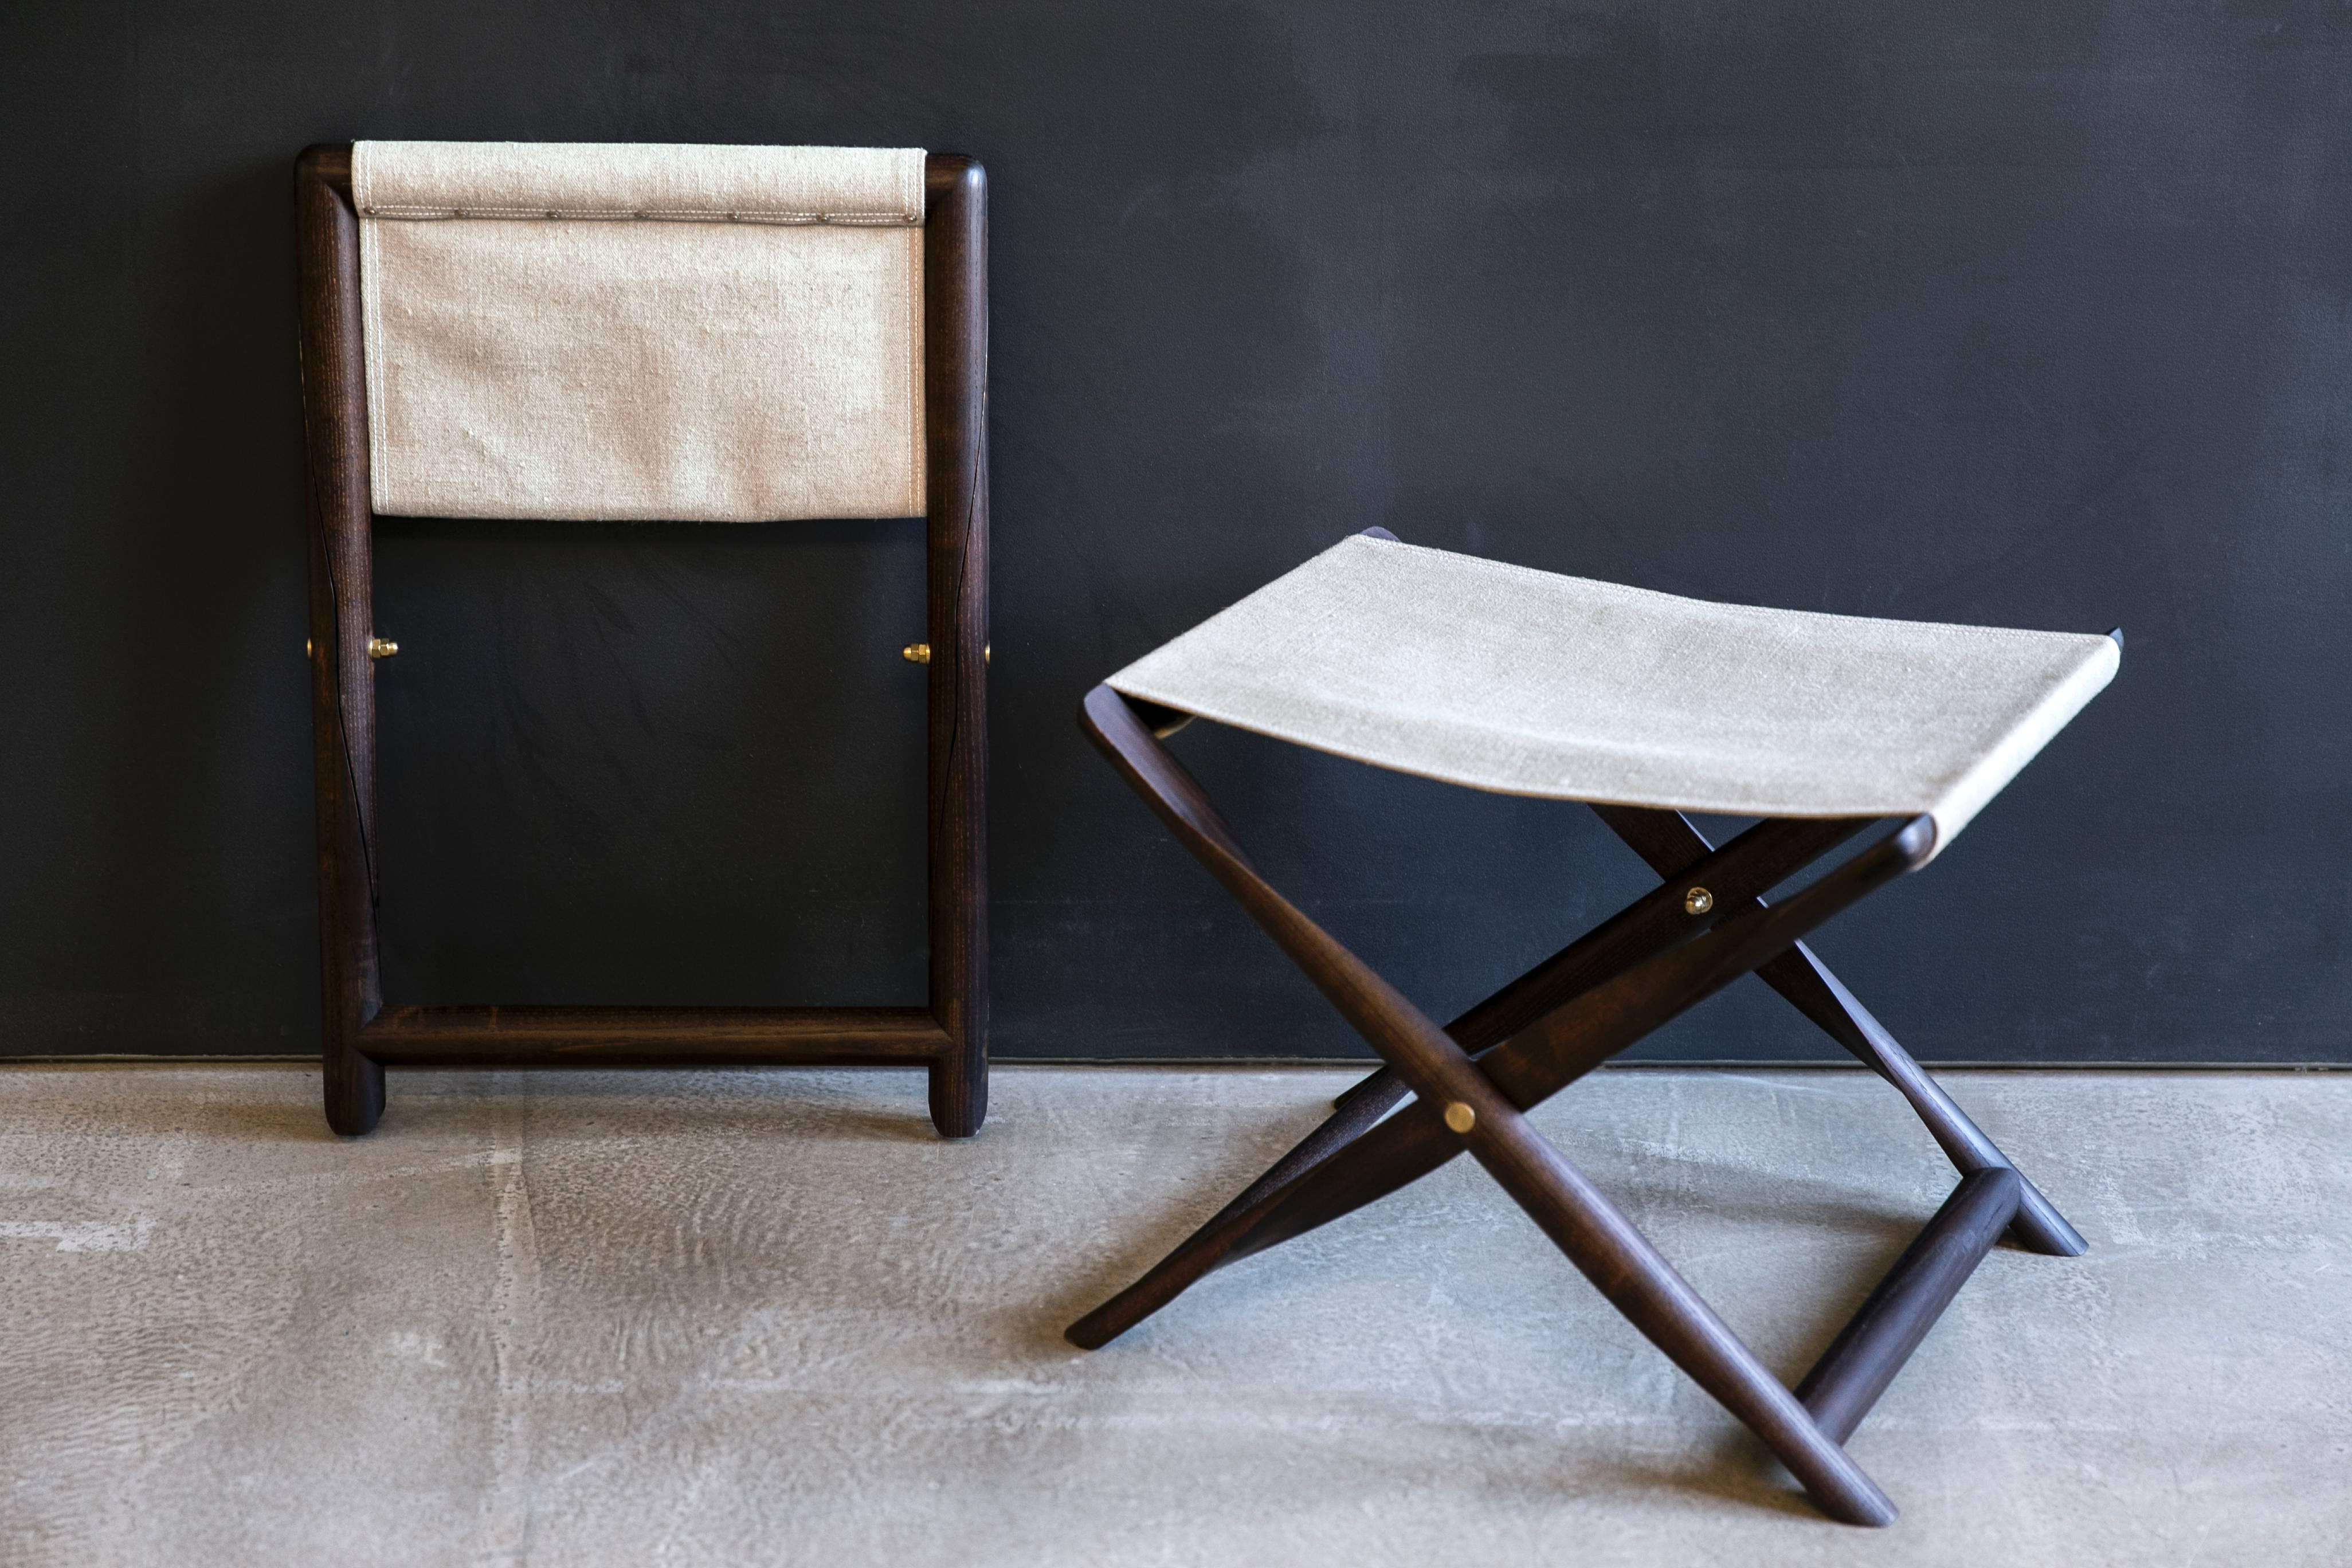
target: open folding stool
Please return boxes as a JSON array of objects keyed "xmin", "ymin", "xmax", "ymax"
[
  {"xmin": 1066, "ymin": 530, "xmax": 2118, "ymax": 1524},
  {"xmin": 294, "ymin": 141, "xmax": 987, "ymax": 1138}
]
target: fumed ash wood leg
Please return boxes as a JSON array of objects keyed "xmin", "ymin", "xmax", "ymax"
[
  {"xmin": 923, "ymin": 155, "xmax": 990, "ymax": 1139},
  {"xmin": 1067, "ymin": 684, "xmax": 1963, "ymax": 1524},
  {"xmin": 1591, "ymin": 805, "xmax": 2087, "ymax": 1257},
  {"xmin": 1068, "ymin": 812, "xmax": 1872, "ymax": 1346},
  {"xmin": 296, "ymin": 147, "xmax": 386, "ymax": 1136},
  {"xmin": 1794, "ymin": 1166, "xmax": 2020, "ymax": 1441},
  {"xmin": 1765, "ymin": 951, "xmax": 2083, "ymax": 1255},
  {"xmin": 1078, "ymin": 798, "xmax": 1933, "ymax": 1346},
  {"xmin": 1455, "ymin": 1084, "xmax": 1896, "ymax": 1526}
]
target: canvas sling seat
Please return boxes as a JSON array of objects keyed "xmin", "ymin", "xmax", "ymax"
[
  {"xmin": 295, "ymin": 140, "xmax": 989, "ymax": 1139},
  {"xmin": 1067, "ymin": 527, "xmax": 2119, "ymax": 1526}
]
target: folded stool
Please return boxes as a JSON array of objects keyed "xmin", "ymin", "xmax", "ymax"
[
  {"xmin": 293, "ymin": 141, "xmax": 988, "ymax": 1138},
  {"xmin": 1065, "ymin": 528, "xmax": 2118, "ymax": 1525}
]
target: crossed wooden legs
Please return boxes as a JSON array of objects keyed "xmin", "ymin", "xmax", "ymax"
[{"xmin": 1065, "ymin": 684, "xmax": 2084, "ymax": 1526}]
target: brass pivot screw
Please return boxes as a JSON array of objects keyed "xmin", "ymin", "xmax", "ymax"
[
  {"xmin": 366, "ymin": 636, "xmax": 399, "ymax": 660},
  {"xmin": 1684, "ymin": 887, "xmax": 1714, "ymax": 916},
  {"xmin": 902, "ymin": 642, "xmax": 931, "ymax": 664},
  {"xmin": 1442, "ymin": 1101, "xmax": 1476, "ymax": 1135}
]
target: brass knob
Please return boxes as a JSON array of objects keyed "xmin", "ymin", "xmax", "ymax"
[
  {"xmin": 1442, "ymin": 1101, "xmax": 1476, "ymax": 1135},
  {"xmin": 305, "ymin": 638, "xmax": 313, "ymax": 658},
  {"xmin": 1684, "ymin": 887, "xmax": 1714, "ymax": 916},
  {"xmin": 366, "ymin": 637, "xmax": 398, "ymax": 660}
]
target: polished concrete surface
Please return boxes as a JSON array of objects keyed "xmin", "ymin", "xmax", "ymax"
[{"xmin": 1, "ymin": 1064, "xmax": 2343, "ymax": 1566}]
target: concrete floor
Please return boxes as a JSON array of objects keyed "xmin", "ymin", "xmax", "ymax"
[{"xmin": 1, "ymin": 1064, "xmax": 2344, "ymax": 1566}]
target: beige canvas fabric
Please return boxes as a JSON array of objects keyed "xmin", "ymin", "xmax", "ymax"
[
  {"xmin": 1107, "ymin": 536, "xmax": 2119, "ymax": 856},
  {"xmin": 352, "ymin": 141, "xmax": 926, "ymax": 522}
]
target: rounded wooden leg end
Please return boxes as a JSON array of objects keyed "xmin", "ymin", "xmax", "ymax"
[
  {"xmin": 1817, "ymin": 1484, "xmax": 1899, "ymax": 1528},
  {"xmin": 2008, "ymin": 1194, "xmax": 2090, "ymax": 1258},
  {"xmin": 1063, "ymin": 1303, "xmax": 1124, "ymax": 1351},
  {"xmin": 1824, "ymin": 1496, "xmax": 1899, "ymax": 1528},
  {"xmin": 928, "ymin": 1055, "xmax": 987, "ymax": 1139},
  {"xmin": 1786, "ymin": 1441, "xmax": 1899, "ymax": 1528},
  {"xmin": 323, "ymin": 1052, "xmax": 386, "ymax": 1138}
]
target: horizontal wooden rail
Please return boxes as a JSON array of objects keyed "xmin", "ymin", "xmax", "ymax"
[
  {"xmin": 1593, "ymin": 803, "xmax": 2086, "ymax": 1257},
  {"xmin": 1794, "ymin": 1167, "xmax": 2022, "ymax": 1442},
  {"xmin": 360, "ymin": 1005, "xmax": 950, "ymax": 1067}
]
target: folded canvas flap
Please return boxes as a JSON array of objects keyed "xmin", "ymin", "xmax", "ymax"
[
  {"xmin": 1107, "ymin": 536, "xmax": 2120, "ymax": 857},
  {"xmin": 352, "ymin": 141, "xmax": 925, "ymax": 224},
  {"xmin": 353, "ymin": 142, "xmax": 927, "ymax": 523}
]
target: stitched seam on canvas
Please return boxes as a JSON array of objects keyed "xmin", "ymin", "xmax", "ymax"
[
  {"xmin": 909, "ymin": 226, "xmax": 924, "ymax": 516},
  {"xmin": 910, "ymin": 157, "xmax": 931, "ymax": 513},
  {"xmin": 356, "ymin": 205, "xmax": 919, "ymax": 225},
  {"xmin": 358, "ymin": 215, "xmax": 391, "ymax": 513}
]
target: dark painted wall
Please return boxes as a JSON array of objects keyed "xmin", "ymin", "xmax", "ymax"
[{"xmin": 3, "ymin": 2, "xmax": 2346, "ymax": 1064}]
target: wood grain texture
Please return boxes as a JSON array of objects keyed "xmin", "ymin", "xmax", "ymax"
[
  {"xmin": 295, "ymin": 146, "xmax": 989, "ymax": 1135},
  {"xmin": 294, "ymin": 145, "xmax": 386, "ymax": 1136},
  {"xmin": 1796, "ymin": 1167, "xmax": 2022, "ymax": 1442},
  {"xmin": 362, "ymin": 1005, "xmax": 949, "ymax": 1065},
  {"xmin": 923, "ymin": 155, "xmax": 990, "ymax": 1138}
]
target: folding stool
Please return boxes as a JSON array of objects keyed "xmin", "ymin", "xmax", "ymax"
[
  {"xmin": 294, "ymin": 141, "xmax": 987, "ymax": 1138},
  {"xmin": 1066, "ymin": 528, "xmax": 2119, "ymax": 1524}
]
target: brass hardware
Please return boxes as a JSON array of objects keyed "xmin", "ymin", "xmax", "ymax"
[
  {"xmin": 305, "ymin": 638, "xmax": 313, "ymax": 658},
  {"xmin": 1684, "ymin": 887, "xmax": 1714, "ymax": 916},
  {"xmin": 904, "ymin": 642, "xmax": 989, "ymax": 665},
  {"xmin": 1443, "ymin": 1101, "xmax": 1476, "ymax": 1135},
  {"xmin": 366, "ymin": 637, "xmax": 398, "ymax": 660}
]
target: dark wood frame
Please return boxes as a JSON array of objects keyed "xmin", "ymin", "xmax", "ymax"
[
  {"xmin": 293, "ymin": 144, "xmax": 989, "ymax": 1139},
  {"xmin": 1065, "ymin": 534, "xmax": 2089, "ymax": 1524}
]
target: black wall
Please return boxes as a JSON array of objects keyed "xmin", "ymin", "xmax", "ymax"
[{"xmin": 3, "ymin": 2, "xmax": 2346, "ymax": 1065}]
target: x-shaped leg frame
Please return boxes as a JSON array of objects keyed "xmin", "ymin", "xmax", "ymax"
[{"xmin": 1065, "ymin": 683, "xmax": 2085, "ymax": 1526}]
